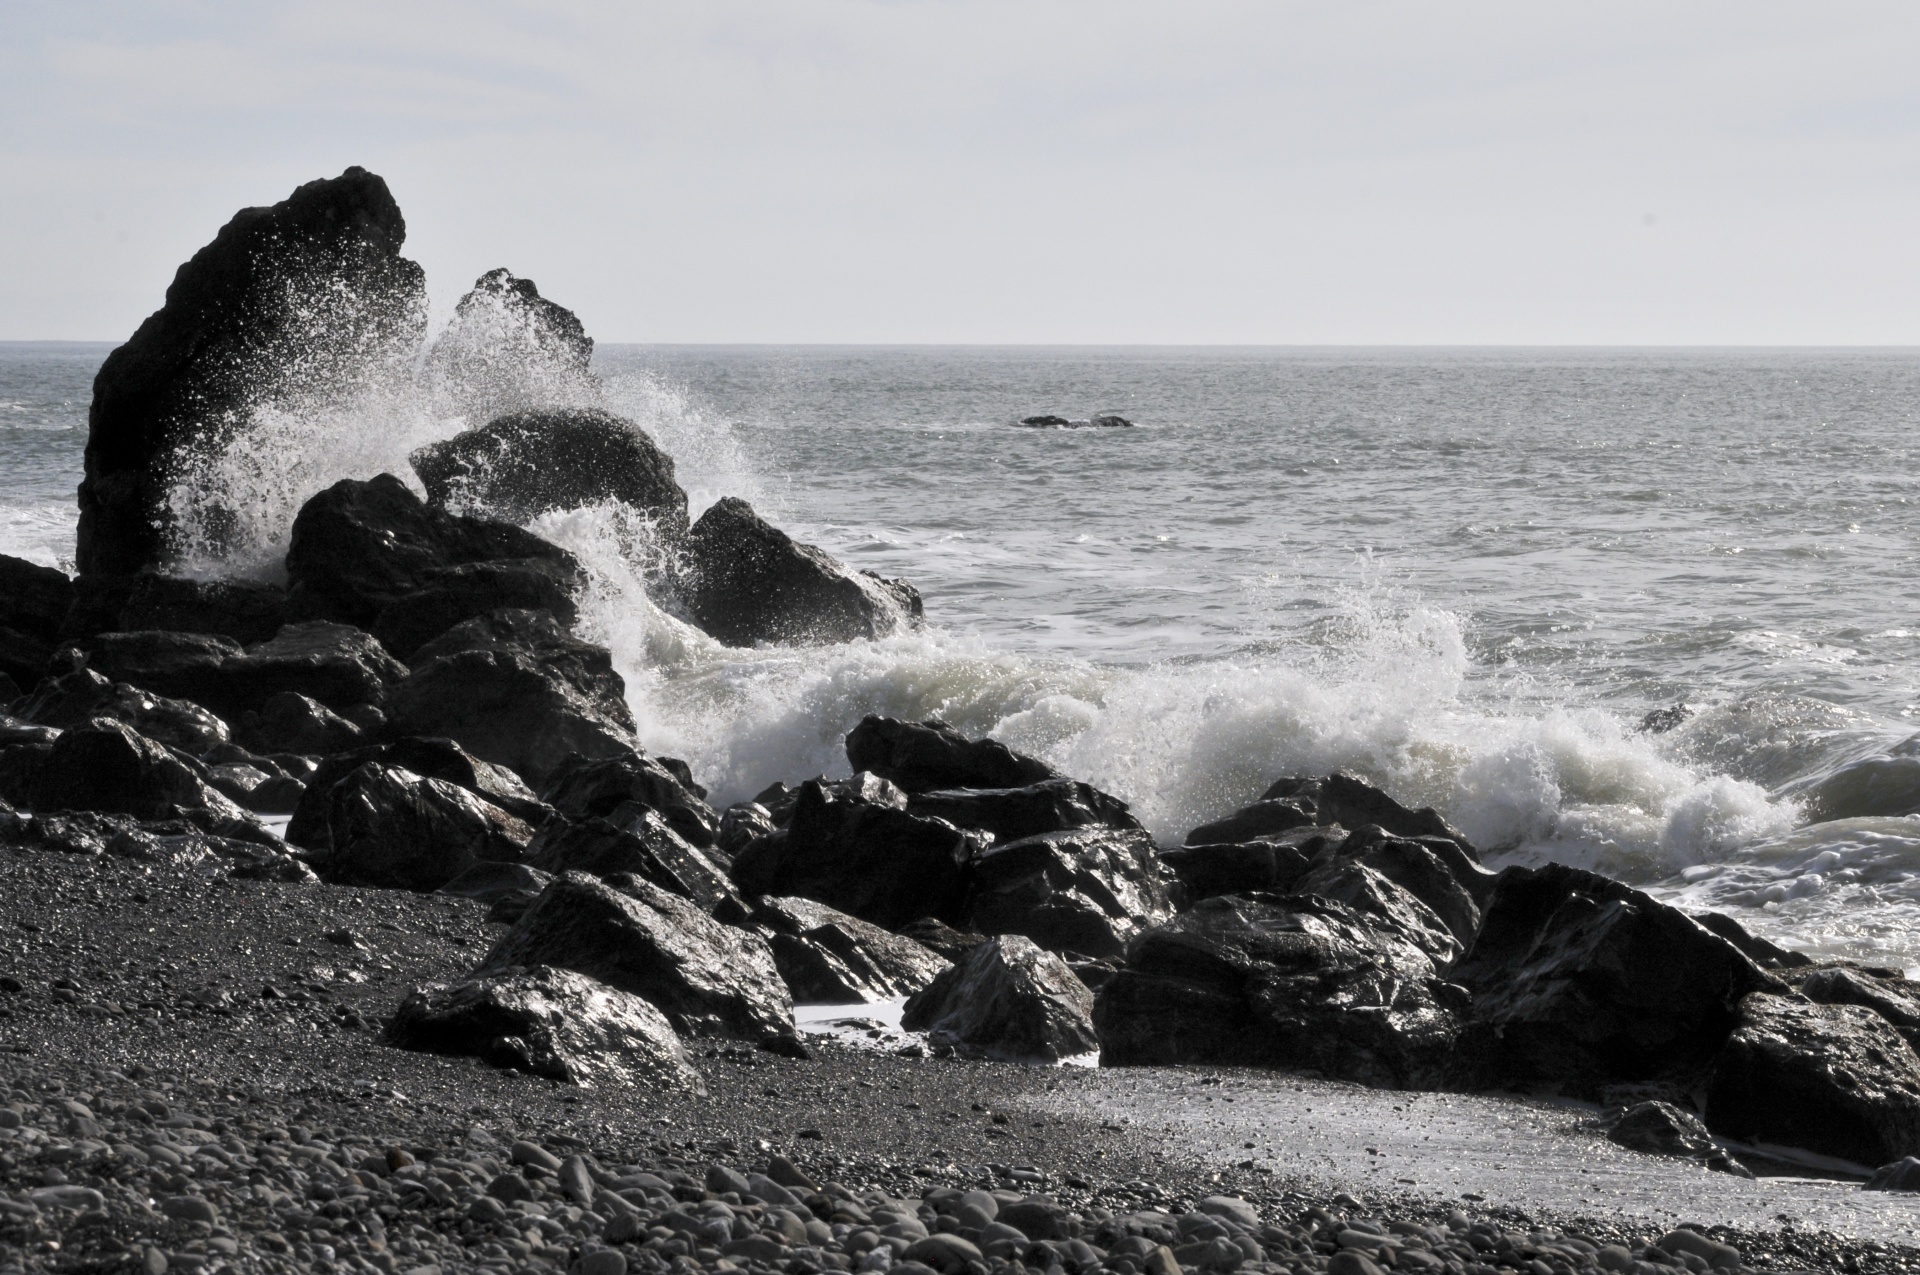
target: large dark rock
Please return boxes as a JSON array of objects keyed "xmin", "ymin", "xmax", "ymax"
[
  {"xmin": 1449, "ymin": 864, "xmax": 1779, "ymax": 1094},
  {"xmin": 1183, "ymin": 799, "xmax": 1318, "ymax": 847},
  {"xmin": 479, "ymin": 871, "xmax": 797, "ymax": 1048},
  {"xmin": 728, "ymin": 779, "xmax": 983, "ymax": 930},
  {"xmin": 1257, "ymin": 773, "xmax": 1475, "ymax": 854},
  {"xmin": 844, "ymin": 716, "xmax": 1054, "ymax": 794},
  {"xmin": 386, "ymin": 609, "xmax": 636, "ymax": 787},
  {"xmin": 369, "ymin": 559, "xmax": 580, "ymax": 660},
  {"xmin": 84, "ymin": 622, "xmax": 404, "ymax": 722},
  {"xmin": 1606, "ymin": 1101, "xmax": 1752, "ymax": 1177},
  {"xmin": 1300, "ymin": 826, "xmax": 1491, "ymax": 948},
  {"xmin": 1093, "ymin": 893, "xmax": 1464, "ymax": 1087},
  {"xmin": 1791, "ymin": 965, "xmax": 1920, "ymax": 1050},
  {"xmin": 1161, "ymin": 832, "xmax": 1322, "ymax": 904},
  {"xmin": 1290, "ymin": 858, "xmax": 1463, "ymax": 965},
  {"xmin": 1694, "ymin": 911, "xmax": 1813, "ymax": 970},
  {"xmin": 238, "ymin": 691, "xmax": 366, "ymax": 756},
  {"xmin": 540, "ymin": 750, "xmax": 717, "ymax": 848},
  {"xmin": 283, "ymin": 474, "xmax": 582, "ymax": 630},
  {"xmin": 0, "ymin": 555, "xmax": 73, "ymax": 687},
  {"xmin": 964, "ymin": 827, "xmax": 1173, "ymax": 960},
  {"xmin": 1704, "ymin": 993, "xmax": 1920, "ymax": 1167},
  {"xmin": 284, "ymin": 735, "xmax": 548, "ymax": 850},
  {"xmin": 16, "ymin": 667, "xmax": 230, "ymax": 754},
  {"xmin": 114, "ymin": 575, "xmax": 288, "ymax": 646},
  {"xmin": 902, "ymin": 935, "xmax": 1097, "ymax": 1062},
  {"xmin": 80, "ymin": 168, "xmax": 426, "ymax": 576},
  {"xmin": 385, "ymin": 964, "xmax": 703, "ymax": 1091},
  {"xmin": 310, "ymin": 762, "xmax": 532, "ymax": 892},
  {"xmin": 524, "ymin": 810, "xmax": 734, "ymax": 912},
  {"xmin": 79, "ymin": 631, "xmax": 242, "ymax": 712},
  {"xmin": 909, "ymin": 778, "xmax": 1142, "ymax": 846},
  {"xmin": 411, "ymin": 407, "xmax": 689, "ymax": 535},
  {"xmin": 26, "ymin": 719, "xmax": 241, "ymax": 820},
  {"xmin": 421, "ymin": 269, "xmax": 594, "ymax": 425},
  {"xmin": 749, "ymin": 895, "xmax": 951, "ymax": 1004},
  {"xmin": 679, "ymin": 496, "xmax": 921, "ymax": 647}
]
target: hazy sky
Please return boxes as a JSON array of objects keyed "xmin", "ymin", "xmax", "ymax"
[{"xmin": 4, "ymin": 1, "xmax": 1919, "ymax": 344}]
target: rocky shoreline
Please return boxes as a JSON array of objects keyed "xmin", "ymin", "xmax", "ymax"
[{"xmin": 2, "ymin": 167, "xmax": 1919, "ymax": 1271}]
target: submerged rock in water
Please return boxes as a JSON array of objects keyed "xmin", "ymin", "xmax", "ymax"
[
  {"xmin": 422, "ymin": 268, "xmax": 594, "ymax": 425},
  {"xmin": 679, "ymin": 496, "xmax": 922, "ymax": 647},
  {"xmin": 903, "ymin": 934, "xmax": 1097, "ymax": 1061},
  {"xmin": 1798, "ymin": 751, "xmax": 1920, "ymax": 821},
  {"xmin": 1865, "ymin": 1156, "xmax": 1920, "ymax": 1192},
  {"xmin": 80, "ymin": 167, "xmax": 426, "ymax": 576},
  {"xmin": 845, "ymin": 715, "xmax": 1056, "ymax": 794}
]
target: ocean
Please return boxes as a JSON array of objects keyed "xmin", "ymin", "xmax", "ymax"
[{"xmin": 5, "ymin": 341, "xmax": 1920, "ymax": 969}]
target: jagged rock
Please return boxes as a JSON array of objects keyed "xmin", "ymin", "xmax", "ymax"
[
  {"xmin": 717, "ymin": 802, "xmax": 776, "ymax": 861},
  {"xmin": 1094, "ymin": 893, "xmax": 1463, "ymax": 1086},
  {"xmin": 902, "ymin": 935, "xmax": 1097, "ymax": 1062},
  {"xmin": 26, "ymin": 719, "xmax": 240, "ymax": 820},
  {"xmin": 80, "ymin": 630, "xmax": 242, "ymax": 712},
  {"xmin": 438, "ymin": 861, "xmax": 554, "ymax": 915},
  {"xmin": 411, "ymin": 407, "xmax": 689, "ymax": 536},
  {"xmin": 964, "ymin": 827, "xmax": 1173, "ymax": 960},
  {"xmin": 844, "ymin": 716, "xmax": 1054, "ymax": 794},
  {"xmin": 899, "ymin": 918, "xmax": 990, "ymax": 964},
  {"xmin": 0, "ymin": 716, "xmax": 60, "ymax": 748},
  {"xmin": 1606, "ymin": 1101, "xmax": 1752, "ymax": 1177},
  {"xmin": 385, "ymin": 964, "xmax": 703, "ymax": 1091},
  {"xmin": 114, "ymin": 575, "xmax": 288, "ymax": 645},
  {"xmin": 1705, "ymin": 993, "xmax": 1920, "ymax": 1167},
  {"xmin": 0, "ymin": 555, "xmax": 72, "ymax": 686},
  {"xmin": 1450, "ymin": 864, "xmax": 1778, "ymax": 1094},
  {"xmin": 79, "ymin": 167, "xmax": 426, "ymax": 576},
  {"xmin": 283, "ymin": 474, "xmax": 582, "ymax": 630},
  {"xmin": 1694, "ymin": 912, "xmax": 1812, "ymax": 970},
  {"xmin": 909, "ymin": 778, "xmax": 1142, "ymax": 846},
  {"xmin": 1019, "ymin": 415, "xmax": 1071, "ymax": 428},
  {"xmin": 1162, "ymin": 832, "xmax": 1322, "ymax": 905},
  {"xmin": 369, "ymin": 559, "xmax": 580, "ymax": 660},
  {"xmin": 0, "ymin": 625, "xmax": 52, "ymax": 697},
  {"xmin": 679, "ymin": 496, "xmax": 921, "ymax": 647},
  {"xmin": 310, "ymin": 762, "xmax": 532, "ymax": 892},
  {"xmin": 749, "ymin": 895, "xmax": 951, "ymax": 1003},
  {"xmin": 1258, "ymin": 773, "xmax": 1476, "ymax": 854},
  {"xmin": 1865, "ymin": 1157, "xmax": 1920, "ymax": 1192},
  {"xmin": 238, "ymin": 691, "xmax": 365, "ymax": 756},
  {"xmin": 1090, "ymin": 414, "xmax": 1132, "ymax": 428},
  {"xmin": 1290, "ymin": 858, "xmax": 1463, "ymax": 965},
  {"xmin": 387, "ymin": 609, "xmax": 636, "ymax": 787},
  {"xmin": 1183, "ymin": 799, "xmax": 1318, "ymax": 847},
  {"xmin": 285, "ymin": 735, "xmax": 548, "ymax": 849},
  {"xmin": 226, "ymin": 621, "xmax": 408, "ymax": 713},
  {"xmin": 421, "ymin": 269, "xmax": 594, "ymax": 426},
  {"xmin": 728, "ymin": 779, "xmax": 982, "ymax": 930},
  {"xmin": 525, "ymin": 810, "xmax": 735, "ymax": 912},
  {"xmin": 16, "ymin": 666, "xmax": 230, "ymax": 754},
  {"xmin": 540, "ymin": 750, "xmax": 718, "ymax": 848},
  {"xmin": 1303, "ymin": 826, "xmax": 1491, "ymax": 948},
  {"xmin": 479, "ymin": 871, "xmax": 797, "ymax": 1048},
  {"xmin": 1790, "ymin": 965, "xmax": 1920, "ymax": 1051}
]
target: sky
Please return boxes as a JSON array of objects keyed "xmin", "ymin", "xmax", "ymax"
[{"xmin": 3, "ymin": 1, "xmax": 1919, "ymax": 345}]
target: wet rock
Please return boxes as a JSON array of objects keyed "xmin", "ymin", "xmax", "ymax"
[
  {"xmin": 114, "ymin": 574, "xmax": 288, "ymax": 645},
  {"xmin": 79, "ymin": 167, "xmax": 426, "ymax": 576},
  {"xmin": 284, "ymin": 473, "xmax": 582, "ymax": 630},
  {"xmin": 16, "ymin": 666, "xmax": 230, "ymax": 754},
  {"xmin": 1290, "ymin": 858, "xmax": 1464, "ymax": 964},
  {"xmin": 412, "ymin": 406, "xmax": 690, "ymax": 535},
  {"xmin": 222, "ymin": 621, "xmax": 409, "ymax": 716},
  {"xmin": 1694, "ymin": 911, "xmax": 1813, "ymax": 970},
  {"xmin": 902, "ymin": 935, "xmax": 1098, "ymax": 1061},
  {"xmin": 311, "ymin": 762, "xmax": 533, "ymax": 892},
  {"xmin": 1799, "ymin": 752, "xmax": 1920, "ymax": 821},
  {"xmin": 910, "ymin": 778, "xmax": 1143, "ymax": 846},
  {"xmin": 1019, "ymin": 415, "xmax": 1072, "ymax": 428},
  {"xmin": 1791, "ymin": 964, "xmax": 1920, "ymax": 1050},
  {"xmin": 1704, "ymin": 992, "xmax": 1920, "ymax": 1167},
  {"xmin": 750, "ymin": 895, "xmax": 952, "ymax": 1003},
  {"xmin": 964, "ymin": 827, "xmax": 1174, "ymax": 959},
  {"xmin": 717, "ymin": 801, "xmax": 776, "ymax": 860},
  {"xmin": 27, "ymin": 719, "xmax": 237, "ymax": 819},
  {"xmin": 1094, "ymin": 893, "xmax": 1463, "ymax": 1086},
  {"xmin": 77, "ymin": 629, "xmax": 242, "ymax": 713},
  {"xmin": 1606, "ymin": 1101, "xmax": 1752, "ymax": 1177},
  {"xmin": 1182, "ymin": 799, "xmax": 1318, "ymax": 847},
  {"xmin": 385, "ymin": 963, "xmax": 704, "ymax": 1091},
  {"xmin": 1304, "ymin": 826, "xmax": 1491, "ymax": 948},
  {"xmin": 1090, "ymin": 413, "xmax": 1133, "ymax": 428},
  {"xmin": 729, "ymin": 779, "xmax": 982, "ymax": 930},
  {"xmin": 899, "ymin": 917, "xmax": 991, "ymax": 964},
  {"xmin": 389, "ymin": 608, "xmax": 636, "ymax": 786},
  {"xmin": 438, "ymin": 860, "xmax": 554, "ymax": 912},
  {"xmin": 0, "ymin": 554, "xmax": 72, "ymax": 686},
  {"xmin": 1864, "ymin": 1156, "xmax": 1920, "ymax": 1191},
  {"xmin": 1259, "ymin": 773, "xmax": 1476, "ymax": 854},
  {"xmin": 286, "ymin": 734, "xmax": 549, "ymax": 849},
  {"xmin": 1161, "ymin": 833, "xmax": 1320, "ymax": 904},
  {"xmin": 238, "ymin": 690, "xmax": 366, "ymax": 756},
  {"xmin": 679, "ymin": 495, "xmax": 922, "ymax": 647},
  {"xmin": 541, "ymin": 750, "xmax": 718, "ymax": 848},
  {"xmin": 525, "ymin": 810, "xmax": 735, "ymax": 912},
  {"xmin": 370, "ymin": 558, "xmax": 581, "ymax": 660},
  {"xmin": 1450, "ymin": 863, "xmax": 1778, "ymax": 1094},
  {"xmin": 845, "ymin": 716, "xmax": 1055, "ymax": 794},
  {"xmin": 1637, "ymin": 703, "xmax": 1694, "ymax": 735},
  {"xmin": 421, "ymin": 268, "xmax": 594, "ymax": 425},
  {"xmin": 480, "ymin": 871, "xmax": 796, "ymax": 1047}
]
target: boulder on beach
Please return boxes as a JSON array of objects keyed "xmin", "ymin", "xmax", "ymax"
[
  {"xmin": 1300, "ymin": 825, "xmax": 1491, "ymax": 948},
  {"xmin": 1790, "ymin": 963, "xmax": 1920, "ymax": 1050},
  {"xmin": 86, "ymin": 622, "xmax": 408, "ymax": 722},
  {"xmin": 27, "ymin": 719, "xmax": 243, "ymax": 822},
  {"xmin": 310, "ymin": 762, "xmax": 533, "ymax": 893},
  {"xmin": 678, "ymin": 496, "xmax": 922, "ymax": 648},
  {"xmin": 1161, "ymin": 831, "xmax": 1323, "ymax": 903},
  {"xmin": 385, "ymin": 963, "xmax": 703, "ymax": 1091},
  {"xmin": 1253, "ymin": 773, "xmax": 1477, "ymax": 856},
  {"xmin": 1290, "ymin": 858, "xmax": 1465, "ymax": 965},
  {"xmin": 369, "ymin": 559, "xmax": 581, "ymax": 661},
  {"xmin": 79, "ymin": 167, "xmax": 427, "ymax": 576},
  {"xmin": 540, "ymin": 750, "xmax": 718, "ymax": 849},
  {"xmin": 111, "ymin": 575, "xmax": 289, "ymax": 646},
  {"xmin": 480, "ymin": 871, "xmax": 798, "ymax": 1050},
  {"xmin": 963, "ymin": 826, "xmax": 1173, "ymax": 960},
  {"xmin": 79, "ymin": 630, "xmax": 242, "ymax": 714},
  {"xmin": 16, "ymin": 666, "xmax": 230, "ymax": 755},
  {"xmin": 845, "ymin": 716, "xmax": 1056, "ymax": 794},
  {"xmin": 748, "ymin": 894, "xmax": 952, "ymax": 1004},
  {"xmin": 411, "ymin": 407, "xmax": 689, "ymax": 535},
  {"xmin": 1606, "ymin": 1101, "xmax": 1752, "ymax": 1177},
  {"xmin": 239, "ymin": 691, "xmax": 366, "ymax": 756},
  {"xmin": 902, "ymin": 934, "xmax": 1098, "ymax": 1062},
  {"xmin": 908, "ymin": 777, "xmax": 1141, "ymax": 847},
  {"xmin": 285, "ymin": 735, "xmax": 549, "ymax": 849},
  {"xmin": 1182, "ymin": 798, "xmax": 1318, "ymax": 847},
  {"xmin": 524, "ymin": 810, "xmax": 735, "ymax": 913},
  {"xmin": 422, "ymin": 268, "xmax": 594, "ymax": 425},
  {"xmin": 0, "ymin": 554, "xmax": 74, "ymax": 687}
]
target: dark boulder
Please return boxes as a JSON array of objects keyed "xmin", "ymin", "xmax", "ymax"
[
  {"xmin": 679, "ymin": 496, "xmax": 921, "ymax": 647},
  {"xmin": 1290, "ymin": 859, "xmax": 1463, "ymax": 965},
  {"xmin": 0, "ymin": 555, "xmax": 73, "ymax": 686},
  {"xmin": 1183, "ymin": 799, "xmax": 1317, "ymax": 847},
  {"xmin": 438, "ymin": 862, "xmax": 554, "ymax": 922},
  {"xmin": 421, "ymin": 269, "xmax": 594, "ymax": 425},
  {"xmin": 79, "ymin": 630, "xmax": 241, "ymax": 712},
  {"xmin": 1161, "ymin": 832, "xmax": 1322, "ymax": 904},
  {"xmin": 80, "ymin": 167, "xmax": 426, "ymax": 576},
  {"xmin": 1694, "ymin": 912, "xmax": 1812, "ymax": 970},
  {"xmin": 1019, "ymin": 415, "xmax": 1071, "ymax": 428},
  {"xmin": 540, "ymin": 750, "xmax": 717, "ymax": 848},
  {"xmin": 1090, "ymin": 413, "xmax": 1133, "ymax": 428},
  {"xmin": 728, "ymin": 779, "xmax": 983, "ymax": 930},
  {"xmin": 1606, "ymin": 1101, "xmax": 1751, "ymax": 1177},
  {"xmin": 899, "ymin": 918, "xmax": 990, "ymax": 964},
  {"xmin": 1259, "ymin": 773, "xmax": 1475, "ymax": 854},
  {"xmin": 27, "ymin": 719, "xmax": 239, "ymax": 820},
  {"xmin": 525, "ymin": 810, "xmax": 734, "ymax": 912},
  {"xmin": 369, "ymin": 559, "xmax": 580, "ymax": 660},
  {"xmin": 224, "ymin": 621, "xmax": 408, "ymax": 714},
  {"xmin": 716, "ymin": 802, "xmax": 776, "ymax": 861},
  {"xmin": 285, "ymin": 735, "xmax": 548, "ymax": 849},
  {"xmin": 387, "ymin": 609, "xmax": 636, "ymax": 787},
  {"xmin": 1790, "ymin": 965, "xmax": 1920, "ymax": 1050},
  {"xmin": 385, "ymin": 964, "xmax": 703, "ymax": 1092},
  {"xmin": 1450, "ymin": 864, "xmax": 1779, "ymax": 1094},
  {"xmin": 479, "ymin": 871, "xmax": 796, "ymax": 1048},
  {"xmin": 1304, "ymin": 826, "xmax": 1490, "ymax": 948},
  {"xmin": 844, "ymin": 716, "xmax": 1055, "ymax": 794},
  {"xmin": 238, "ymin": 691, "xmax": 366, "ymax": 756},
  {"xmin": 1798, "ymin": 753, "xmax": 1920, "ymax": 821},
  {"xmin": 909, "ymin": 778, "xmax": 1142, "ymax": 846},
  {"xmin": 16, "ymin": 666, "xmax": 230, "ymax": 754},
  {"xmin": 1704, "ymin": 993, "xmax": 1920, "ymax": 1167},
  {"xmin": 1093, "ymin": 893, "xmax": 1463, "ymax": 1087},
  {"xmin": 411, "ymin": 407, "xmax": 689, "ymax": 534},
  {"xmin": 114, "ymin": 575, "xmax": 288, "ymax": 645},
  {"xmin": 964, "ymin": 827, "xmax": 1173, "ymax": 959},
  {"xmin": 749, "ymin": 895, "xmax": 951, "ymax": 1003},
  {"xmin": 311, "ymin": 762, "xmax": 532, "ymax": 892},
  {"xmin": 1865, "ymin": 1157, "xmax": 1920, "ymax": 1192},
  {"xmin": 283, "ymin": 474, "xmax": 582, "ymax": 630},
  {"xmin": 902, "ymin": 935, "xmax": 1097, "ymax": 1062}
]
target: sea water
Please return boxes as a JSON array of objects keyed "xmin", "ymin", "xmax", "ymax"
[{"xmin": 5, "ymin": 341, "xmax": 1920, "ymax": 968}]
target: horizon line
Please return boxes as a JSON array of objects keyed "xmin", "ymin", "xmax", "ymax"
[{"xmin": 7, "ymin": 339, "xmax": 1920, "ymax": 352}]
